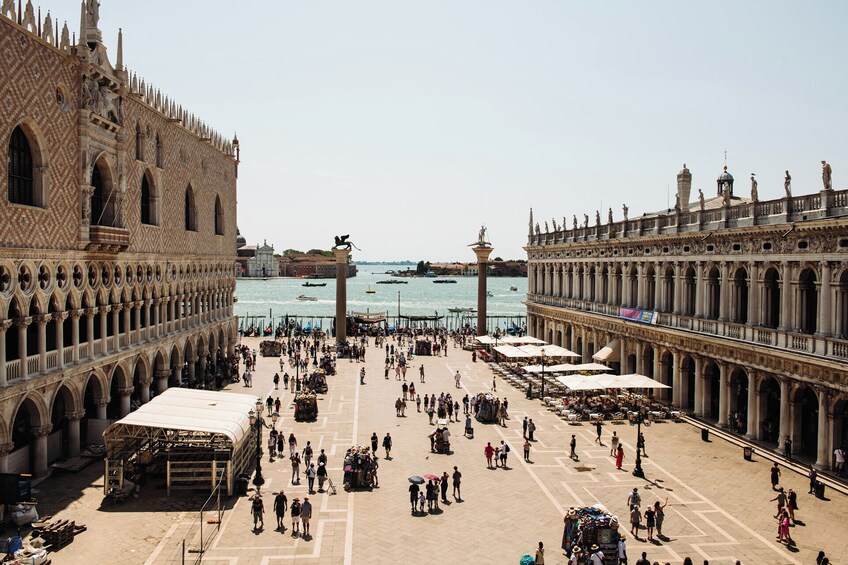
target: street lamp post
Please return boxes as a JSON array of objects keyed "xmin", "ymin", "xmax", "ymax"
[
  {"xmin": 295, "ymin": 351, "xmax": 301, "ymax": 392},
  {"xmin": 632, "ymin": 398, "xmax": 645, "ymax": 478},
  {"xmin": 540, "ymin": 349, "xmax": 546, "ymax": 399},
  {"xmin": 249, "ymin": 399, "xmax": 269, "ymax": 492}
]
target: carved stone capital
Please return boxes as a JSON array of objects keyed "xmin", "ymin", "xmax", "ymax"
[
  {"xmin": 100, "ymin": 305, "xmax": 112, "ymax": 314},
  {"xmin": 66, "ymin": 410, "xmax": 86, "ymax": 421},
  {"xmin": 112, "ymin": 304, "xmax": 124, "ymax": 313},
  {"xmin": 118, "ymin": 386, "xmax": 134, "ymax": 396},
  {"xmin": 138, "ymin": 376, "xmax": 153, "ymax": 386},
  {"xmin": 154, "ymin": 369, "xmax": 171, "ymax": 380},
  {"xmin": 85, "ymin": 307, "xmax": 98, "ymax": 317},
  {"xmin": 93, "ymin": 398, "xmax": 110, "ymax": 407},
  {"xmin": 0, "ymin": 319, "xmax": 13, "ymax": 332},
  {"xmin": 71, "ymin": 309, "xmax": 85, "ymax": 320},
  {"xmin": 53, "ymin": 311, "xmax": 69, "ymax": 323},
  {"xmin": 0, "ymin": 443, "xmax": 14, "ymax": 457},
  {"xmin": 15, "ymin": 316, "xmax": 33, "ymax": 328},
  {"xmin": 31, "ymin": 425, "xmax": 53, "ymax": 438}
]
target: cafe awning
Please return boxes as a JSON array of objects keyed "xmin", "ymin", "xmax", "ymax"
[
  {"xmin": 493, "ymin": 345, "xmax": 533, "ymax": 358},
  {"xmin": 592, "ymin": 339, "xmax": 621, "ymax": 363}
]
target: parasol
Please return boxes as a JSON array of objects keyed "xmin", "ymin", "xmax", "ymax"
[
  {"xmin": 408, "ymin": 476, "xmax": 425, "ymax": 484},
  {"xmin": 423, "ymin": 474, "xmax": 440, "ymax": 481}
]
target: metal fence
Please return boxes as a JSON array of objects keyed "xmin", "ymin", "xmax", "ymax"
[{"xmin": 157, "ymin": 473, "xmax": 225, "ymax": 565}]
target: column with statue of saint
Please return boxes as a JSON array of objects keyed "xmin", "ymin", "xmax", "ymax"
[
  {"xmin": 333, "ymin": 235, "xmax": 353, "ymax": 347},
  {"xmin": 470, "ymin": 226, "xmax": 493, "ymax": 336}
]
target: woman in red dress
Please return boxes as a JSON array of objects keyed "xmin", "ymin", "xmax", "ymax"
[{"xmin": 615, "ymin": 444, "xmax": 625, "ymax": 469}]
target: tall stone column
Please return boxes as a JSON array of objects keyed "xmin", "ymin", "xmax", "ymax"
[
  {"xmin": 816, "ymin": 389, "xmax": 830, "ymax": 469},
  {"xmin": 70, "ymin": 309, "xmax": 81, "ymax": 364},
  {"xmin": 778, "ymin": 262, "xmax": 791, "ymax": 331},
  {"xmin": 695, "ymin": 262, "xmax": 705, "ymax": 318},
  {"xmin": 334, "ymin": 247, "xmax": 351, "ymax": 345},
  {"xmin": 95, "ymin": 398, "xmax": 109, "ymax": 420},
  {"xmin": 100, "ymin": 306, "xmax": 110, "ymax": 355},
  {"xmin": 66, "ymin": 410, "xmax": 86, "ymax": 458},
  {"xmin": 746, "ymin": 372, "xmax": 759, "ymax": 440},
  {"xmin": 717, "ymin": 362, "xmax": 729, "ymax": 427},
  {"xmin": 778, "ymin": 378, "xmax": 790, "ymax": 446},
  {"xmin": 85, "ymin": 308, "xmax": 96, "ymax": 359},
  {"xmin": 671, "ymin": 350, "xmax": 681, "ymax": 408},
  {"xmin": 473, "ymin": 245, "xmax": 493, "ymax": 336},
  {"xmin": 32, "ymin": 425, "xmax": 52, "ymax": 478},
  {"xmin": 139, "ymin": 376, "xmax": 153, "ymax": 404},
  {"xmin": 16, "ymin": 317, "xmax": 31, "ymax": 379},
  {"xmin": 0, "ymin": 320, "xmax": 11, "ymax": 386},
  {"xmin": 36, "ymin": 314, "xmax": 48, "ymax": 374},
  {"xmin": 693, "ymin": 355, "xmax": 704, "ymax": 416},
  {"xmin": 0, "ymin": 443, "xmax": 14, "ymax": 473},
  {"xmin": 119, "ymin": 387, "xmax": 134, "ymax": 417},
  {"xmin": 748, "ymin": 262, "xmax": 760, "ymax": 326},
  {"xmin": 819, "ymin": 261, "xmax": 832, "ymax": 336},
  {"xmin": 155, "ymin": 369, "xmax": 170, "ymax": 393},
  {"xmin": 54, "ymin": 312, "xmax": 67, "ymax": 369}
]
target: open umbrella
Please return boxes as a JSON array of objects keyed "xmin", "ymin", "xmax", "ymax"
[
  {"xmin": 408, "ymin": 476, "xmax": 425, "ymax": 484},
  {"xmin": 423, "ymin": 474, "xmax": 440, "ymax": 481}
]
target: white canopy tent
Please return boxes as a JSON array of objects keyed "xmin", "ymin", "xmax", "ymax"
[
  {"xmin": 475, "ymin": 335, "xmax": 498, "ymax": 345},
  {"xmin": 613, "ymin": 373, "xmax": 672, "ymax": 389},
  {"xmin": 521, "ymin": 362, "xmax": 612, "ymax": 374},
  {"xmin": 554, "ymin": 373, "xmax": 670, "ymax": 391},
  {"xmin": 493, "ymin": 345, "xmax": 533, "ymax": 358},
  {"xmin": 592, "ymin": 339, "xmax": 621, "ymax": 363},
  {"xmin": 103, "ymin": 388, "xmax": 259, "ymax": 496},
  {"xmin": 517, "ymin": 344, "xmax": 580, "ymax": 358},
  {"xmin": 555, "ymin": 374, "xmax": 606, "ymax": 391},
  {"xmin": 499, "ymin": 335, "xmax": 546, "ymax": 345}
]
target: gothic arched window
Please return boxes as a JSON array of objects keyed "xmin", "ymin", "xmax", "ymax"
[
  {"xmin": 185, "ymin": 186, "xmax": 197, "ymax": 231},
  {"xmin": 214, "ymin": 195, "xmax": 224, "ymax": 235},
  {"xmin": 8, "ymin": 126, "xmax": 33, "ymax": 205}
]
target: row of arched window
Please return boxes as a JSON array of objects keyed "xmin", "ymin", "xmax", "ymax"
[
  {"xmin": 7, "ymin": 125, "xmax": 225, "ymax": 236},
  {"xmin": 135, "ymin": 124, "xmax": 163, "ymax": 169}
]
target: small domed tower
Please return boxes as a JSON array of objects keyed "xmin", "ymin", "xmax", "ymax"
[
  {"xmin": 716, "ymin": 165, "xmax": 734, "ymax": 196},
  {"xmin": 236, "ymin": 228, "xmax": 246, "ymax": 248}
]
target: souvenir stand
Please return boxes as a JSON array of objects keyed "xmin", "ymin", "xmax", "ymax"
[
  {"xmin": 259, "ymin": 340, "xmax": 282, "ymax": 357},
  {"xmin": 294, "ymin": 392, "xmax": 318, "ymax": 422},
  {"xmin": 473, "ymin": 393, "xmax": 500, "ymax": 424},
  {"xmin": 414, "ymin": 340, "xmax": 432, "ymax": 356},
  {"xmin": 304, "ymin": 369, "xmax": 328, "ymax": 394},
  {"xmin": 561, "ymin": 505, "xmax": 620, "ymax": 564},
  {"xmin": 342, "ymin": 446, "xmax": 376, "ymax": 490}
]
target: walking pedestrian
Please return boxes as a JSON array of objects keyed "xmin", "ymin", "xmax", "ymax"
[
  {"xmin": 455, "ymin": 370, "xmax": 461, "ymax": 388},
  {"xmin": 595, "ymin": 419, "xmax": 603, "ymax": 444},
  {"xmin": 644, "ymin": 505, "xmax": 656, "ymax": 541},
  {"xmin": 484, "ymin": 442, "xmax": 495, "ymax": 468},
  {"xmin": 290, "ymin": 452, "xmax": 301, "ymax": 484},
  {"xmin": 452, "ymin": 466, "xmax": 462, "ymax": 499},
  {"xmin": 523, "ymin": 416, "xmax": 529, "ymax": 439},
  {"xmin": 528, "ymin": 419, "xmax": 536, "ymax": 441},
  {"xmin": 416, "ymin": 394, "xmax": 422, "ymax": 412},
  {"xmin": 288, "ymin": 433, "xmax": 297, "ymax": 455},
  {"xmin": 359, "ymin": 367, "xmax": 365, "ymax": 384},
  {"xmin": 316, "ymin": 461, "xmax": 327, "ymax": 492},
  {"xmin": 627, "ymin": 487, "xmax": 641, "ymax": 509},
  {"xmin": 382, "ymin": 432, "xmax": 392, "ymax": 459},
  {"xmin": 570, "ymin": 434, "xmax": 578, "ymax": 460},
  {"xmin": 784, "ymin": 435, "xmax": 792, "ymax": 461},
  {"xmin": 492, "ymin": 376, "xmax": 497, "ymax": 392},
  {"xmin": 274, "ymin": 490, "xmax": 287, "ymax": 531},
  {"xmin": 638, "ymin": 432, "xmax": 647, "ymax": 457},
  {"xmin": 770, "ymin": 462, "xmax": 781, "ymax": 490},
  {"xmin": 629, "ymin": 505, "xmax": 641, "ymax": 537},
  {"xmin": 371, "ymin": 432, "xmax": 378, "ymax": 454},
  {"xmin": 419, "ymin": 364, "xmax": 425, "ymax": 383},
  {"xmin": 835, "ymin": 446, "xmax": 845, "ymax": 475},
  {"xmin": 615, "ymin": 444, "xmax": 625, "ymax": 469},
  {"xmin": 771, "ymin": 487, "xmax": 787, "ymax": 517},
  {"xmin": 808, "ymin": 464, "xmax": 818, "ymax": 494},
  {"xmin": 500, "ymin": 440, "xmax": 509, "ymax": 468},
  {"xmin": 303, "ymin": 441, "xmax": 313, "ymax": 466},
  {"xmin": 654, "ymin": 499, "xmax": 667, "ymax": 538},
  {"xmin": 251, "ymin": 494, "xmax": 265, "ymax": 530},
  {"xmin": 534, "ymin": 541, "xmax": 545, "ymax": 565},
  {"xmin": 440, "ymin": 471, "xmax": 449, "ymax": 502},
  {"xmin": 409, "ymin": 480, "xmax": 420, "ymax": 512},
  {"xmin": 524, "ymin": 438, "xmax": 531, "ymax": 462},
  {"xmin": 616, "ymin": 537, "xmax": 627, "ymax": 565},
  {"xmin": 290, "ymin": 498, "xmax": 301, "ymax": 536},
  {"xmin": 301, "ymin": 497, "xmax": 312, "ymax": 536},
  {"xmin": 787, "ymin": 488, "xmax": 797, "ymax": 524},
  {"xmin": 610, "ymin": 431, "xmax": 619, "ymax": 456},
  {"xmin": 306, "ymin": 463, "xmax": 316, "ymax": 493}
]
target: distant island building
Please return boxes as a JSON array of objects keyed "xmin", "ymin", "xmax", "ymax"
[
  {"xmin": 279, "ymin": 251, "xmax": 357, "ymax": 278},
  {"xmin": 235, "ymin": 230, "xmax": 277, "ymax": 277}
]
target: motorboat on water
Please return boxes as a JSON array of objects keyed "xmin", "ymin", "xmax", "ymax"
[
  {"xmin": 303, "ymin": 281, "xmax": 327, "ymax": 287},
  {"xmin": 433, "ymin": 279, "xmax": 457, "ymax": 284},
  {"xmin": 366, "ymin": 286, "xmax": 376, "ymax": 294},
  {"xmin": 448, "ymin": 307, "xmax": 476, "ymax": 313},
  {"xmin": 297, "ymin": 295, "xmax": 318, "ymax": 301},
  {"xmin": 509, "ymin": 286, "xmax": 518, "ymax": 291},
  {"xmin": 486, "ymin": 291, "xmax": 494, "ymax": 297}
]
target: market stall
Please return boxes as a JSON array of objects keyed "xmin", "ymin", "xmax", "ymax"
[
  {"xmin": 561, "ymin": 505, "xmax": 620, "ymax": 564},
  {"xmin": 102, "ymin": 389, "xmax": 256, "ymax": 497},
  {"xmin": 259, "ymin": 340, "xmax": 282, "ymax": 357},
  {"xmin": 472, "ymin": 392, "xmax": 503, "ymax": 424},
  {"xmin": 294, "ymin": 392, "xmax": 318, "ymax": 422},
  {"xmin": 303, "ymin": 369, "xmax": 328, "ymax": 394},
  {"xmin": 342, "ymin": 446, "xmax": 376, "ymax": 490}
]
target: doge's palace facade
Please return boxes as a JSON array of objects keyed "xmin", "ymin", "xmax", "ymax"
[
  {"xmin": 526, "ymin": 164, "xmax": 848, "ymax": 470},
  {"xmin": 0, "ymin": 2, "xmax": 239, "ymax": 476}
]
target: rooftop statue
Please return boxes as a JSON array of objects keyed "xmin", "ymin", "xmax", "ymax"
[
  {"xmin": 608, "ymin": 208, "xmax": 613, "ymax": 225},
  {"xmin": 698, "ymin": 189, "xmax": 705, "ymax": 211},
  {"xmin": 583, "ymin": 214, "xmax": 589, "ymax": 228},
  {"xmin": 750, "ymin": 174, "xmax": 758, "ymax": 202},
  {"xmin": 622, "ymin": 204, "xmax": 628, "ymax": 222},
  {"xmin": 822, "ymin": 160, "xmax": 832, "ymax": 190},
  {"xmin": 572, "ymin": 215, "xmax": 578, "ymax": 231},
  {"xmin": 86, "ymin": 0, "xmax": 100, "ymax": 27},
  {"xmin": 595, "ymin": 210, "xmax": 600, "ymax": 226},
  {"xmin": 784, "ymin": 170, "xmax": 792, "ymax": 197}
]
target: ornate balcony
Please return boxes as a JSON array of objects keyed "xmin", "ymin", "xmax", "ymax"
[{"xmin": 87, "ymin": 225, "xmax": 130, "ymax": 252}]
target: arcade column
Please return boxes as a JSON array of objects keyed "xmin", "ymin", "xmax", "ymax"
[
  {"xmin": 472, "ymin": 245, "xmax": 493, "ymax": 336},
  {"xmin": 334, "ymin": 247, "xmax": 351, "ymax": 345}
]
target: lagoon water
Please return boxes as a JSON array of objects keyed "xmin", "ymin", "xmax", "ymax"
[{"xmin": 234, "ymin": 264, "xmax": 527, "ymax": 328}]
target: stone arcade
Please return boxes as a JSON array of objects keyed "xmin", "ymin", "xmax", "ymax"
[
  {"xmin": 0, "ymin": 2, "xmax": 239, "ymax": 476},
  {"xmin": 526, "ymin": 164, "xmax": 848, "ymax": 469}
]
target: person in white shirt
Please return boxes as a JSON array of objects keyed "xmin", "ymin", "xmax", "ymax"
[
  {"xmin": 835, "ymin": 447, "xmax": 845, "ymax": 474},
  {"xmin": 617, "ymin": 538, "xmax": 627, "ymax": 564},
  {"xmin": 588, "ymin": 544, "xmax": 604, "ymax": 565}
]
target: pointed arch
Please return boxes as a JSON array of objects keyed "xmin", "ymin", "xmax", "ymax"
[
  {"xmin": 140, "ymin": 169, "xmax": 159, "ymax": 225},
  {"xmin": 184, "ymin": 185, "xmax": 197, "ymax": 231},
  {"xmin": 8, "ymin": 121, "xmax": 49, "ymax": 207},
  {"xmin": 214, "ymin": 194, "xmax": 224, "ymax": 235},
  {"xmin": 91, "ymin": 156, "xmax": 116, "ymax": 226}
]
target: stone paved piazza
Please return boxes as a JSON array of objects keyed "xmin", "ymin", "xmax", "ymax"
[{"xmin": 35, "ymin": 337, "xmax": 848, "ymax": 564}]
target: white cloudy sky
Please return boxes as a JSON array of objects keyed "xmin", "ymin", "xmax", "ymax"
[{"xmin": 61, "ymin": 0, "xmax": 848, "ymax": 261}]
